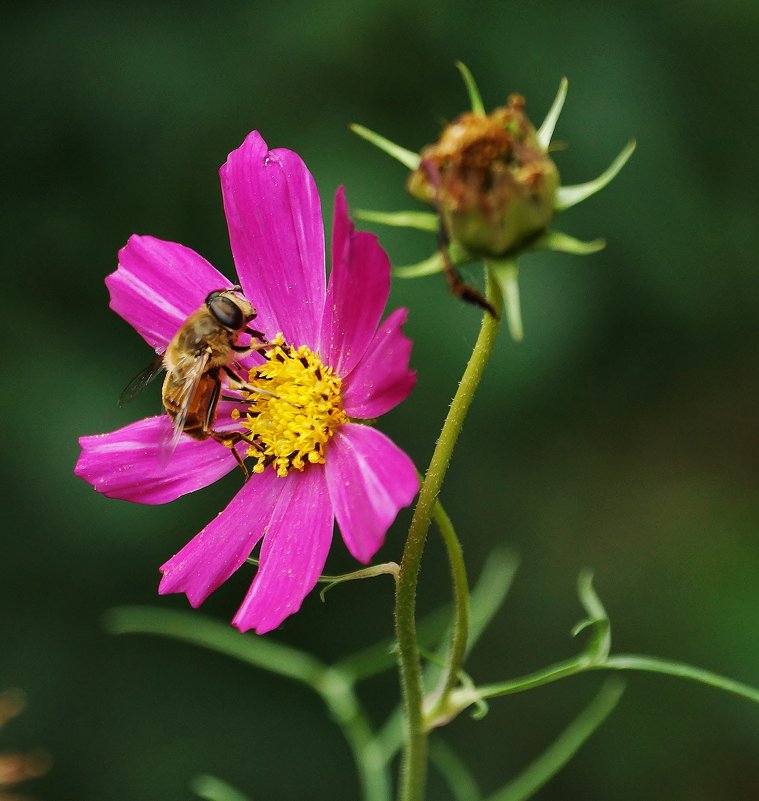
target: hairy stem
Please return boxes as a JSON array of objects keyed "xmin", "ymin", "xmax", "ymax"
[{"xmin": 395, "ymin": 270, "xmax": 503, "ymax": 801}]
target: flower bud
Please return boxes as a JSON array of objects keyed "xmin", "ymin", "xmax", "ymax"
[{"xmin": 407, "ymin": 94, "xmax": 559, "ymax": 257}]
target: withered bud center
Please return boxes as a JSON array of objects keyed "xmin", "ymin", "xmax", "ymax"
[{"xmin": 408, "ymin": 95, "xmax": 559, "ymax": 257}]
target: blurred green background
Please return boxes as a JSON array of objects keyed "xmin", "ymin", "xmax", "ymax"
[{"xmin": 3, "ymin": 1, "xmax": 758, "ymax": 799}]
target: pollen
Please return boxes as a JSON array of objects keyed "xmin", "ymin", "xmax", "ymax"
[{"xmin": 240, "ymin": 334, "xmax": 347, "ymax": 477}]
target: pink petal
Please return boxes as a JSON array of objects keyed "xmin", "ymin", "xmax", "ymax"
[
  {"xmin": 325, "ymin": 424, "xmax": 418, "ymax": 564},
  {"xmin": 75, "ymin": 416, "xmax": 241, "ymax": 505},
  {"xmin": 159, "ymin": 468, "xmax": 286, "ymax": 607},
  {"xmin": 107, "ymin": 235, "xmax": 233, "ymax": 351},
  {"xmin": 220, "ymin": 131, "xmax": 325, "ymax": 346},
  {"xmin": 232, "ymin": 468, "xmax": 333, "ymax": 634},
  {"xmin": 317, "ymin": 187, "xmax": 391, "ymax": 376},
  {"xmin": 342, "ymin": 307, "xmax": 417, "ymax": 419}
]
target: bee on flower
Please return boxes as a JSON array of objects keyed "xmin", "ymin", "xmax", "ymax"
[{"xmin": 76, "ymin": 132, "xmax": 419, "ymax": 634}]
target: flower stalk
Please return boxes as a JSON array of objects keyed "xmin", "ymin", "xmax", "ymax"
[{"xmin": 395, "ymin": 269, "xmax": 503, "ymax": 801}]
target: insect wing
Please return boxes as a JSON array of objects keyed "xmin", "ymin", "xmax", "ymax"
[
  {"xmin": 119, "ymin": 356, "xmax": 165, "ymax": 406},
  {"xmin": 158, "ymin": 350, "xmax": 211, "ymax": 465}
]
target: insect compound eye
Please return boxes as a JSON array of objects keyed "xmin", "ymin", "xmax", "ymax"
[{"xmin": 207, "ymin": 294, "xmax": 244, "ymax": 329}]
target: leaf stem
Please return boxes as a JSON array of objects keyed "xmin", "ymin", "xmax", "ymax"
[
  {"xmin": 446, "ymin": 653, "xmax": 759, "ymax": 716},
  {"xmin": 105, "ymin": 607, "xmax": 390, "ymax": 801},
  {"xmin": 395, "ymin": 270, "xmax": 503, "ymax": 801},
  {"xmin": 484, "ymin": 680, "xmax": 625, "ymax": 801},
  {"xmin": 428, "ymin": 498, "xmax": 470, "ymax": 714}
]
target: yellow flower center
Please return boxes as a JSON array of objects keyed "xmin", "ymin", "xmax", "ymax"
[{"xmin": 236, "ymin": 334, "xmax": 347, "ymax": 477}]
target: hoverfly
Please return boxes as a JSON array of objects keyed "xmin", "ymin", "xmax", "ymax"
[{"xmin": 120, "ymin": 286, "xmax": 269, "ymax": 475}]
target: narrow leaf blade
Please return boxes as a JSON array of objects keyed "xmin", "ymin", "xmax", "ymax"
[
  {"xmin": 485, "ymin": 680, "xmax": 625, "ymax": 801},
  {"xmin": 191, "ymin": 774, "xmax": 253, "ymax": 801},
  {"xmin": 601, "ymin": 655, "xmax": 759, "ymax": 705},
  {"xmin": 104, "ymin": 606, "xmax": 326, "ymax": 687}
]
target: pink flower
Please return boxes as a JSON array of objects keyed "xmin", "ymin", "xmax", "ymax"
[{"xmin": 75, "ymin": 131, "xmax": 418, "ymax": 633}]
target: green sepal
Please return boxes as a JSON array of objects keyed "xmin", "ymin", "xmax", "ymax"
[
  {"xmin": 355, "ymin": 208, "xmax": 439, "ymax": 232},
  {"xmin": 349, "ymin": 123, "xmax": 421, "ymax": 170},
  {"xmin": 455, "ymin": 60, "xmax": 486, "ymax": 115},
  {"xmin": 533, "ymin": 230, "xmax": 606, "ymax": 255},
  {"xmin": 394, "ymin": 251, "xmax": 446, "ymax": 278},
  {"xmin": 488, "ymin": 259, "xmax": 523, "ymax": 342},
  {"xmin": 537, "ymin": 77, "xmax": 569, "ymax": 151},
  {"xmin": 555, "ymin": 140, "xmax": 637, "ymax": 211}
]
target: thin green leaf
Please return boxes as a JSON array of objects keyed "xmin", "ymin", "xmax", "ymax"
[
  {"xmin": 426, "ymin": 496, "xmax": 470, "ymax": 710},
  {"xmin": 355, "ymin": 208, "xmax": 439, "ymax": 232},
  {"xmin": 462, "ymin": 657, "xmax": 584, "ymax": 704},
  {"xmin": 104, "ymin": 606, "xmax": 326, "ymax": 687},
  {"xmin": 485, "ymin": 680, "xmax": 625, "ymax": 801},
  {"xmin": 555, "ymin": 140, "xmax": 637, "ymax": 211},
  {"xmin": 430, "ymin": 737, "xmax": 482, "ymax": 801},
  {"xmin": 319, "ymin": 562, "xmax": 399, "ymax": 602},
  {"xmin": 375, "ymin": 708, "xmax": 405, "ymax": 764},
  {"xmin": 600, "ymin": 655, "xmax": 759, "ymax": 705},
  {"xmin": 536, "ymin": 77, "xmax": 568, "ymax": 151},
  {"xmin": 467, "ymin": 548, "xmax": 519, "ymax": 657},
  {"xmin": 575, "ymin": 571, "xmax": 611, "ymax": 662},
  {"xmin": 462, "ymin": 652, "xmax": 759, "ymax": 717},
  {"xmin": 533, "ymin": 230, "xmax": 606, "ymax": 255},
  {"xmin": 246, "ymin": 555, "xmax": 398, "ymax": 598},
  {"xmin": 395, "ymin": 251, "xmax": 446, "ymax": 278},
  {"xmin": 191, "ymin": 774, "xmax": 253, "ymax": 801},
  {"xmin": 378, "ymin": 552, "xmax": 518, "ymax": 757},
  {"xmin": 333, "ymin": 604, "xmax": 451, "ymax": 682},
  {"xmin": 350, "ymin": 123, "xmax": 420, "ymax": 170},
  {"xmin": 455, "ymin": 61, "xmax": 486, "ymax": 115},
  {"xmin": 488, "ymin": 260, "xmax": 523, "ymax": 342},
  {"xmin": 427, "ymin": 546, "xmax": 518, "ymax": 692}
]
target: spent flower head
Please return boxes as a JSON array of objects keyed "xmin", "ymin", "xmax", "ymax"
[
  {"xmin": 76, "ymin": 132, "xmax": 418, "ymax": 634},
  {"xmin": 407, "ymin": 92, "xmax": 559, "ymax": 258},
  {"xmin": 352, "ymin": 63, "xmax": 635, "ymax": 338}
]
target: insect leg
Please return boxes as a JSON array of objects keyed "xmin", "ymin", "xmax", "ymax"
[
  {"xmin": 421, "ymin": 157, "xmax": 498, "ymax": 317},
  {"xmin": 438, "ymin": 221, "xmax": 498, "ymax": 317},
  {"xmin": 209, "ymin": 429, "xmax": 267, "ymax": 481},
  {"xmin": 203, "ymin": 372, "xmax": 223, "ymax": 435},
  {"xmin": 222, "ymin": 365, "xmax": 279, "ymax": 399}
]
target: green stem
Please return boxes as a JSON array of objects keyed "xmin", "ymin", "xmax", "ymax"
[
  {"xmin": 429, "ymin": 498, "xmax": 470, "ymax": 711},
  {"xmin": 105, "ymin": 608, "xmax": 390, "ymax": 801},
  {"xmin": 316, "ymin": 669, "xmax": 391, "ymax": 801},
  {"xmin": 446, "ymin": 653, "xmax": 759, "ymax": 715},
  {"xmin": 484, "ymin": 680, "xmax": 625, "ymax": 801},
  {"xmin": 395, "ymin": 270, "xmax": 503, "ymax": 801}
]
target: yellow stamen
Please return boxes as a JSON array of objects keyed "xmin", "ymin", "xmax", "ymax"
[{"xmin": 240, "ymin": 334, "xmax": 347, "ymax": 477}]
